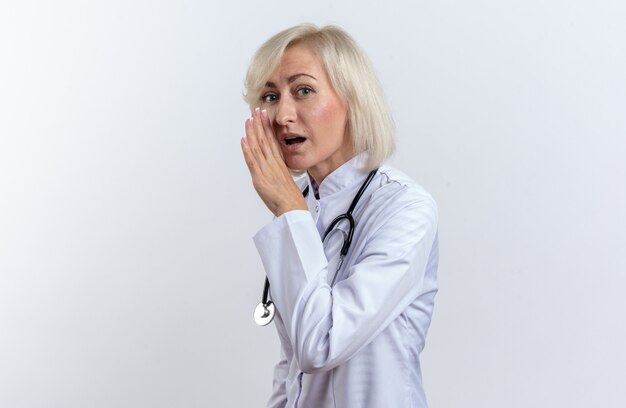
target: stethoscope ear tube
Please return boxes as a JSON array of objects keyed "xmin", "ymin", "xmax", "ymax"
[{"xmin": 254, "ymin": 169, "xmax": 378, "ymax": 326}]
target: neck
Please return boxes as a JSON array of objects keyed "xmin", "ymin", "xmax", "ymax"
[{"xmin": 307, "ymin": 153, "xmax": 356, "ymax": 187}]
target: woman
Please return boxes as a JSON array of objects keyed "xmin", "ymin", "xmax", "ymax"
[{"xmin": 241, "ymin": 24, "xmax": 439, "ymax": 408}]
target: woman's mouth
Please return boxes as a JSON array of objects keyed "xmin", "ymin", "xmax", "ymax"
[
  {"xmin": 281, "ymin": 135, "xmax": 307, "ymax": 152},
  {"xmin": 284, "ymin": 136, "xmax": 306, "ymax": 145}
]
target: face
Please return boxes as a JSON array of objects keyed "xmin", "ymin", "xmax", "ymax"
[{"xmin": 258, "ymin": 43, "xmax": 353, "ymax": 184}]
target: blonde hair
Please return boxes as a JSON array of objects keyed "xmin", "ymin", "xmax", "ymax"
[{"xmin": 243, "ymin": 24, "xmax": 395, "ymax": 171}]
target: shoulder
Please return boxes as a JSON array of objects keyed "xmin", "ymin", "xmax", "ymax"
[
  {"xmin": 370, "ymin": 165, "xmax": 438, "ymax": 221},
  {"xmin": 357, "ymin": 165, "xmax": 439, "ymax": 253}
]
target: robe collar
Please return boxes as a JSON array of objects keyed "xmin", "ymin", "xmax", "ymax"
[{"xmin": 307, "ymin": 153, "xmax": 370, "ymax": 199}]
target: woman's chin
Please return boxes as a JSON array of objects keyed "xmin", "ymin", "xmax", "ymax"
[{"xmin": 284, "ymin": 158, "xmax": 309, "ymax": 172}]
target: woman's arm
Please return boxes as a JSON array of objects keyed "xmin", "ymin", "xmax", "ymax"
[{"xmin": 253, "ymin": 193, "xmax": 438, "ymax": 373}]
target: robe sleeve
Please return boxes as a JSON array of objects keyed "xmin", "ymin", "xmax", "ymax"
[{"xmin": 253, "ymin": 192, "xmax": 438, "ymax": 374}]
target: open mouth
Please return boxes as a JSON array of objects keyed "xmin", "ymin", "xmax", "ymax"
[{"xmin": 284, "ymin": 136, "xmax": 306, "ymax": 145}]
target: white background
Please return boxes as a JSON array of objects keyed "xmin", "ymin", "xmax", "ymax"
[{"xmin": 1, "ymin": 1, "xmax": 625, "ymax": 407}]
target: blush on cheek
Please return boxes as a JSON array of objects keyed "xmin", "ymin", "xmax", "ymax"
[
  {"xmin": 316, "ymin": 99, "xmax": 348, "ymax": 140},
  {"xmin": 314, "ymin": 98, "xmax": 342, "ymax": 119}
]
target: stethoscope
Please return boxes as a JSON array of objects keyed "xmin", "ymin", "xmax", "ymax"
[{"xmin": 254, "ymin": 168, "xmax": 378, "ymax": 326}]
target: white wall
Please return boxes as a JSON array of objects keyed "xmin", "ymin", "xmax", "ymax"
[{"xmin": 1, "ymin": 1, "xmax": 624, "ymax": 407}]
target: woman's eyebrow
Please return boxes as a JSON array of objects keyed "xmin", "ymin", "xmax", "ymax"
[
  {"xmin": 287, "ymin": 73, "xmax": 317, "ymax": 83},
  {"xmin": 264, "ymin": 73, "xmax": 317, "ymax": 88}
]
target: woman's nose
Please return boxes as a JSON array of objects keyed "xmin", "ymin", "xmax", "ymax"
[{"xmin": 274, "ymin": 96, "xmax": 297, "ymax": 126}]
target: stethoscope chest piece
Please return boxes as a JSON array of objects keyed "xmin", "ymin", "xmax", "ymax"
[{"xmin": 254, "ymin": 301, "xmax": 275, "ymax": 326}]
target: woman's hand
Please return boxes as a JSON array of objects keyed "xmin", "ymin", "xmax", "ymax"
[{"xmin": 241, "ymin": 107, "xmax": 308, "ymax": 217}]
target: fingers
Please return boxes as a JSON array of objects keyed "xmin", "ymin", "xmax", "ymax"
[
  {"xmin": 251, "ymin": 107, "xmax": 278, "ymax": 160},
  {"xmin": 251, "ymin": 109, "xmax": 269, "ymax": 159},
  {"xmin": 242, "ymin": 106, "xmax": 292, "ymax": 177},
  {"xmin": 241, "ymin": 110, "xmax": 306, "ymax": 216},
  {"xmin": 245, "ymin": 107, "xmax": 285, "ymax": 168},
  {"xmin": 241, "ymin": 133, "xmax": 258, "ymax": 176},
  {"xmin": 242, "ymin": 108, "xmax": 275, "ymax": 174},
  {"xmin": 243, "ymin": 109, "xmax": 263, "ymax": 161},
  {"xmin": 242, "ymin": 118, "xmax": 261, "ymax": 173},
  {"xmin": 261, "ymin": 108, "xmax": 284, "ymax": 160}
]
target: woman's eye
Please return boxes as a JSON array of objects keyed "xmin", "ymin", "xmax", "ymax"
[
  {"xmin": 296, "ymin": 87, "xmax": 313, "ymax": 96},
  {"xmin": 262, "ymin": 93, "xmax": 278, "ymax": 103}
]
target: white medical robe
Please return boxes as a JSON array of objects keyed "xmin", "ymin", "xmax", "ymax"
[{"xmin": 253, "ymin": 155, "xmax": 439, "ymax": 408}]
